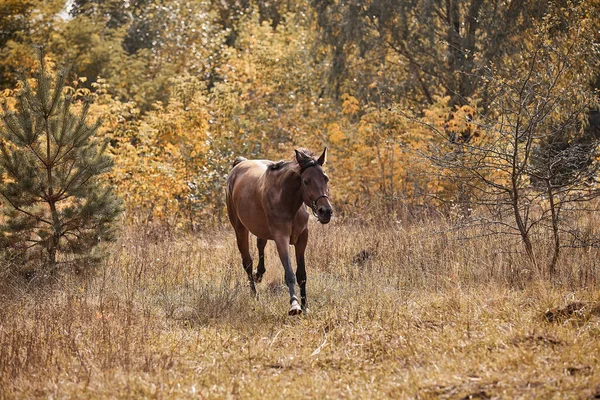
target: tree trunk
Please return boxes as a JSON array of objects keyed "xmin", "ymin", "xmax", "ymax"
[
  {"xmin": 511, "ymin": 190, "xmax": 537, "ymax": 270},
  {"xmin": 46, "ymin": 116, "xmax": 60, "ymax": 269},
  {"xmin": 546, "ymin": 180, "xmax": 560, "ymax": 279}
]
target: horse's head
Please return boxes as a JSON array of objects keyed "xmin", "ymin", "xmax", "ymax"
[{"xmin": 296, "ymin": 148, "xmax": 333, "ymax": 224}]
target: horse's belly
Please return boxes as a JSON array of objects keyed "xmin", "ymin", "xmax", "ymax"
[{"xmin": 236, "ymin": 201, "xmax": 274, "ymax": 239}]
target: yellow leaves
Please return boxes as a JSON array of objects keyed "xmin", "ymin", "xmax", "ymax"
[
  {"xmin": 341, "ymin": 93, "xmax": 360, "ymax": 116},
  {"xmin": 86, "ymin": 81, "xmax": 216, "ymax": 222},
  {"xmin": 327, "ymin": 123, "xmax": 345, "ymax": 144},
  {"xmin": 163, "ymin": 142, "xmax": 178, "ymax": 156},
  {"xmin": 1, "ymin": 89, "xmax": 16, "ymax": 110},
  {"xmin": 446, "ymin": 104, "xmax": 476, "ymax": 136}
]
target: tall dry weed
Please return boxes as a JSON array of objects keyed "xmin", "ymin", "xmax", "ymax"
[{"xmin": 1, "ymin": 217, "xmax": 599, "ymax": 398}]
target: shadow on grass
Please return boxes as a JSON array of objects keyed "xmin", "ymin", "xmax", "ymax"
[
  {"xmin": 164, "ymin": 277, "xmax": 300, "ymax": 328},
  {"xmin": 162, "ymin": 267, "xmax": 411, "ymax": 333}
]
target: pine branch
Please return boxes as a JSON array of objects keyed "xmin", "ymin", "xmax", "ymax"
[{"xmin": 0, "ymin": 190, "xmax": 52, "ymax": 226}]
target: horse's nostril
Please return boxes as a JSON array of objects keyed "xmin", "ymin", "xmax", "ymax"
[{"xmin": 319, "ymin": 207, "xmax": 332, "ymax": 217}]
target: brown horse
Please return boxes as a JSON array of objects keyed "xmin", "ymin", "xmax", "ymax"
[{"xmin": 226, "ymin": 148, "xmax": 333, "ymax": 315}]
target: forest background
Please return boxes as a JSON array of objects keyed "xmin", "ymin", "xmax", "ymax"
[{"xmin": 2, "ymin": 0, "xmax": 597, "ymax": 229}]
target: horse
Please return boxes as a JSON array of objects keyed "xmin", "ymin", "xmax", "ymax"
[{"xmin": 226, "ymin": 148, "xmax": 333, "ymax": 315}]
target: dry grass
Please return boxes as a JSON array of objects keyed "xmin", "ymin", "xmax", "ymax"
[{"xmin": 1, "ymin": 218, "xmax": 600, "ymax": 399}]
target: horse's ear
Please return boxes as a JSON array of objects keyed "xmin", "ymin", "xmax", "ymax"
[
  {"xmin": 295, "ymin": 149, "xmax": 308, "ymax": 164},
  {"xmin": 317, "ymin": 147, "xmax": 327, "ymax": 166}
]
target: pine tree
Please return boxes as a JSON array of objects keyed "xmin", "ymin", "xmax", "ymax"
[{"xmin": 0, "ymin": 51, "xmax": 121, "ymax": 271}]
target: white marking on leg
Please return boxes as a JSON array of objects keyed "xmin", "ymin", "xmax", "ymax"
[{"xmin": 289, "ymin": 299, "xmax": 301, "ymax": 315}]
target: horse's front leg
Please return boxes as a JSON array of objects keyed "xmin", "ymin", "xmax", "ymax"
[
  {"xmin": 295, "ymin": 228, "xmax": 309, "ymax": 313},
  {"xmin": 273, "ymin": 235, "xmax": 301, "ymax": 315}
]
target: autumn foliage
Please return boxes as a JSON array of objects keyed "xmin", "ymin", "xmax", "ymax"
[{"xmin": 0, "ymin": 1, "xmax": 599, "ymax": 248}]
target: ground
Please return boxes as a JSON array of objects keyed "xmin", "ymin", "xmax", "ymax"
[{"xmin": 1, "ymin": 221, "xmax": 599, "ymax": 399}]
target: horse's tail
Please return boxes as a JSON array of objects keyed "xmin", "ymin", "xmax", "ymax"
[{"xmin": 232, "ymin": 156, "xmax": 247, "ymax": 168}]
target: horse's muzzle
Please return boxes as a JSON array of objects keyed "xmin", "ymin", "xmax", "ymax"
[{"xmin": 317, "ymin": 206, "xmax": 333, "ymax": 224}]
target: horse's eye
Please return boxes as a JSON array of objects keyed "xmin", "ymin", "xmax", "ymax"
[
  {"xmin": 324, "ymin": 175, "xmax": 330, "ymax": 183},
  {"xmin": 303, "ymin": 179, "xmax": 310, "ymax": 185}
]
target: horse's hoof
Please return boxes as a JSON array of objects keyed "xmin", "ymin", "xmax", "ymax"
[
  {"xmin": 253, "ymin": 273, "xmax": 263, "ymax": 283},
  {"xmin": 288, "ymin": 300, "xmax": 302, "ymax": 316}
]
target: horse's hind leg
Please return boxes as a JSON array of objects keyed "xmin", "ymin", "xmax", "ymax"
[
  {"xmin": 234, "ymin": 226, "xmax": 256, "ymax": 295},
  {"xmin": 254, "ymin": 238, "xmax": 267, "ymax": 283}
]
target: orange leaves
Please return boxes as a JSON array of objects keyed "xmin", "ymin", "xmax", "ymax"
[
  {"xmin": 86, "ymin": 78, "xmax": 211, "ymax": 223},
  {"xmin": 341, "ymin": 94, "xmax": 360, "ymax": 116},
  {"xmin": 327, "ymin": 123, "xmax": 345, "ymax": 145},
  {"xmin": 445, "ymin": 105, "xmax": 476, "ymax": 137},
  {"xmin": 422, "ymin": 97, "xmax": 480, "ymax": 145}
]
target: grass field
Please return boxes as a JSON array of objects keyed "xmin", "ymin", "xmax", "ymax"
[{"xmin": 1, "ymin": 219, "xmax": 600, "ymax": 399}]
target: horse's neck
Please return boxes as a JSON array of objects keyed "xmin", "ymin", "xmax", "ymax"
[{"xmin": 274, "ymin": 169, "xmax": 303, "ymax": 213}]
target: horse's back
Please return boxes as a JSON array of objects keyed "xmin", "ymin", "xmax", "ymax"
[
  {"xmin": 227, "ymin": 159, "xmax": 270, "ymax": 194},
  {"xmin": 227, "ymin": 159, "xmax": 273, "ymax": 238}
]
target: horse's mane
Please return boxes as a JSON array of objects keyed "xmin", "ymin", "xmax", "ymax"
[
  {"xmin": 232, "ymin": 156, "xmax": 247, "ymax": 168},
  {"xmin": 267, "ymin": 148, "xmax": 316, "ymax": 173}
]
